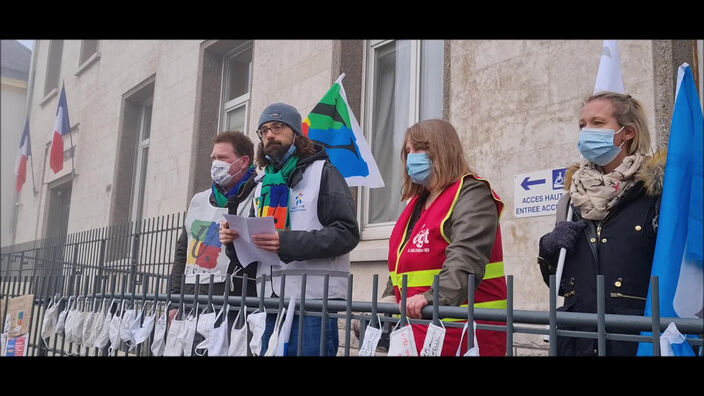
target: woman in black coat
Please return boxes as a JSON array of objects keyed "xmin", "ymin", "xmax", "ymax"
[{"xmin": 537, "ymin": 91, "xmax": 665, "ymax": 356}]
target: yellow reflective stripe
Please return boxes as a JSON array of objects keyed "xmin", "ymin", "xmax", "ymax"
[
  {"xmin": 440, "ymin": 176, "xmax": 466, "ymax": 244},
  {"xmin": 474, "ymin": 299, "xmax": 507, "ymax": 309},
  {"xmin": 389, "ymin": 269, "xmax": 442, "ymax": 288},
  {"xmin": 393, "ymin": 214, "xmax": 413, "ymax": 275},
  {"xmin": 483, "ymin": 261, "xmax": 505, "ymax": 280}
]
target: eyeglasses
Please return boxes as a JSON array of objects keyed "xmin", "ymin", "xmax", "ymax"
[{"xmin": 256, "ymin": 123, "xmax": 287, "ymax": 139}]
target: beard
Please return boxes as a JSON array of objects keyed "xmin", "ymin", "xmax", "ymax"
[{"xmin": 264, "ymin": 141, "xmax": 292, "ymax": 162}]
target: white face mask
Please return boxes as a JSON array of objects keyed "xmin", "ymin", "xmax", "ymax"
[
  {"xmin": 211, "ymin": 158, "xmax": 244, "ymax": 187},
  {"xmin": 108, "ymin": 303, "xmax": 124, "ymax": 355},
  {"xmin": 85, "ymin": 300, "xmax": 107, "ymax": 348},
  {"xmin": 55, "ymin": 302, "xmax": 70, "ymax": 336},
  {"xmin": 265, "ymin": 307, "xmax": 286, "ymax": 357},
  {"xmin": 420, "ymin": 322, "xmax": 446, "ymax": 356},
  {"xmin": 228, "ymin": 307, "xmax": 248, "ymax": 357},
  {"xmin": 150, "ymin": 307, "xmax": 168, "ymax": 356},
  {"xmin": 207, "ymin": 306, "xmax": 230, "ymax": 357},
  {"xmin": 134, "ymin": 311, "xmax": 155, "ymax": 346},
  {"xmin": 119, "ymin": 308, "xmax": 142, "ymax": 350},
  {"xmin": 194, "ymin": 311, "xmax": 217, "ymax": 355},
  {"xmin": 81, "ymin": 308, "xmax": 96, "ymax": 348},
  {"xmin": 455, "ymin": 321, "xmax": 480, "ymax": 357},
  {"xmin": 247, "ymin": 308, "xmax": 267, "ymax": 356},
  {"xmin": 358, "ymin": 316, "xmax": 383, "ymax": 357},
  {"xmin": 41, "ymin": 297, "xmax": 62, "ymax": 340},
  {"xmin": 180, "ymin": 313, "xmax": 198, "ymax": 357},
  {"xmin": 93, "ymin": 308, "xmax": 113, "ymax": 350},
  {"xmin": 164, "ymin": 319, "xmax": 185, "ymax": 357},
  {"xmin": 388, "ymin": 321, "xmax": 417, "ymax": 357},
  {"xmin": 63, "ymin": 301, "xmax": 76, "ymax": 340}
]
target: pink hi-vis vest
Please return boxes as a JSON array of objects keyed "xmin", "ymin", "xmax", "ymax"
[{"xmin": 388, "ymin": 174, "xmax": 507, "ymax": 356}]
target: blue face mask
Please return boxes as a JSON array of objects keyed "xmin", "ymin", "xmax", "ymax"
[
  {"xmin": 577, "ymin": 126, "xmax": 625, "ymax": 166},
  {"xmin": 406, "ymin": 153, "xmax": 432, "ymax": 187}
]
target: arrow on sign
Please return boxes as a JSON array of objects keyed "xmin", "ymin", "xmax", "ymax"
[{"xmin": 521, "ymin": 176, "xmax": 545, "ymax": 191}]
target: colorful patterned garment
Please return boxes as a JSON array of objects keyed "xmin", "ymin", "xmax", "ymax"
[{"xmin": 257, "ymin": 156, "xmax": 299, "ymax": 230}]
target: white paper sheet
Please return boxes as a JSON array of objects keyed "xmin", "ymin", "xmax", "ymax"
[{"xmin": 222, "ymin": 214, "xmax": 280, "ymax": 268}]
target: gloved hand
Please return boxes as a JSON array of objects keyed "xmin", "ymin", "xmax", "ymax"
[{"xmin": 539, "ymin": 220, "xmax": 587, "ymax": 256}]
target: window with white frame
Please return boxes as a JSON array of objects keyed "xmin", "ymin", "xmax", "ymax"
[
  {"xmin": 44, "ymin": 40, "xmax": 63, "ymax": 96},
  {"xmin": 221, "ymin": 42, "xmax": 252, "ymax": 132},
  {"xmin": 361, "ymin": 39, "xmax": 444, "ymax": 240},
  {"xmin": 129, "ymin": 101, "xmax": 152, "ymax": 225}
]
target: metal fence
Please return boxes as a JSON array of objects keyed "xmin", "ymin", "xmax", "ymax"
[{"xmin": 1, "ymin": 213, "xmax": 702, "ymax": 357}]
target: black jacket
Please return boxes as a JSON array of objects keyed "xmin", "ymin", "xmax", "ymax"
[
  {"xmin": 170, "ymin": 175, "xmax": 258, "ymax": 298},
  {"xmin": 538, "ymin": 152, "xmax": 665, "ymax": 356}
]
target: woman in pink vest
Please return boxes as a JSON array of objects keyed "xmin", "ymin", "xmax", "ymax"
[{"xmin": 385, "ymin": 119, "xmax": 507, "ymax": 356}]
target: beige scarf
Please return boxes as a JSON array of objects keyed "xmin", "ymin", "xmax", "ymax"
[{"xmin": 569, "ymin": 153, "xmax": 645, "ymax": 220}]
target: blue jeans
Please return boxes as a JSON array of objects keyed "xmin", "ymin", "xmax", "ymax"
[{"xmin": 261, "ymin": 314, "xmax": 338, "ymax": 356}]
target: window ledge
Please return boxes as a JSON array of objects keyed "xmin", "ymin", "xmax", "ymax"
[
  {"xmin": 39, "ymin": 88, "xmax": 58, "ymax": 107},
  {"xmin": 75, "ymin": 52, "xmax": 101, "ymax": 77},
  {"xmin": 350, "ymin": 239, "xmax": 389, "ymax": 263}
]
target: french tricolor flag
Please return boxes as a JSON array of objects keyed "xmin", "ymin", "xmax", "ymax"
[
  {"xmin": 14, "ymin": 119, "xmax": 31, "ymax": 191},
  {"xmin": 49, "ymin": 84, "xmax": 71, "ymax": 174}
]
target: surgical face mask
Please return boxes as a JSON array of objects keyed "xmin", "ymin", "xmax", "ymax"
[
  {"xmin": 455, "ymin": 321, "xmax": 480, "ymax": 357},
  {"xmin": 180, "ymin": 314, "xmax": 198, "ymax": 357},
  {"xmin": 265, "ymin": 308, "xmax": 286, "ymax": 357},
  {"xmin": 208, "ymin": 306, "xmax": 230, "ymax": 357},
  {"xmin": 577, "ymin": 126, "xmax": 626, "ymax": 166},
  {"xmin": 406, "ymin": 153, "xmax": 432, "ymax": 187},
  {"xmin": 211, "ymin": 158, "xmax": 244, "ymax": 187},
  {"xmin": 150, "ymin": 309, "xmax": 168, "ymax": 356},
  {"xmin": 388, "ymin": 321, "xmax": 417, "ymax": 357},
  {"xmin": 194, "ymin": 310, "xmax": 218, "ymax": 356},
  {"xmin": 93, "ymin": 311, "xmax": 113, "ymax": 350},
  {"xmin": 358, "ymin": 316, "xmax": 382, "ymax": 357},
  {"xmin": 85, "ymin": 303, "xmax": 106, "ymax": 348},
  {"xmin": 134, "ymin": 311, "xmax": 155, "ymax": 346},
  {"xmin": 55, "ymin": 303, "xmax": 69, "ymax": 336},
  {"xmin": 420, "ymin": 322, "xmax": 446, "ymax": 356},
  {"xmin": 247, "ymin": 308, "xmax": 267, "ymax": 356},
  {"xmin": 108, "ymin": 307, "xmax": 123, "ymax": 355},
  {"xmin": 164, "ymin": 319, "xmax": 185, "ymax": 357},
  {"xmin": 228, "ymin": 307, "xmax": 248, "ymax": 357},
  {"xmin": 119, "ymin": 309, "xmax": 142, "ymax": 349},
  {"xmin": 41, "ymin": 298, "xmax": 61, "ymax": 340},
  {"xmin": 81, "ymin": 311, "xmax": 96, "ymax": 347}
]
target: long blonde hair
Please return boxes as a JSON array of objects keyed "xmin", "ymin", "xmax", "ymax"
[
  {"xmin": 585, "ymin": 91, "xmax": 652, "ymax": 155},
  {"xmin": 400, "ymin": 119, "xmax": 470, "ymax": 201}
]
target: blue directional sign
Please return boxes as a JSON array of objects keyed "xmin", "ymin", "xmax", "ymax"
[{"xmin": 514, "ymin": 168, "xmax": 567, "ymax": 218}]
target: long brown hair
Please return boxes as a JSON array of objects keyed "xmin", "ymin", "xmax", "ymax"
[
  {"xmin": 401, "ymin": 119, "xmax": 470, "ymax": 201},
  {"xmin": 255, "ymin": 134, "xmax": 317, "ymax": 168}
]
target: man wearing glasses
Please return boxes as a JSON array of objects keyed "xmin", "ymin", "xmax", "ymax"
[{"xmin": 220, "ymin": 102, "xmax": 359, "ymax": 356}]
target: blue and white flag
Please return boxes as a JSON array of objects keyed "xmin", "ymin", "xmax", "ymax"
[
  {"xmin": 594, "ymin": 40, "xmax": 624, "ymax": 94},
  {"xmin": 637, "ymin": 64, "xmax": 703, "ymax": 356}
]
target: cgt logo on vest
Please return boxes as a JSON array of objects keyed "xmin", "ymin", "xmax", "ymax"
[{"xmin": 408, "ymin": 226, "xmax": 430, "ymax": 253}]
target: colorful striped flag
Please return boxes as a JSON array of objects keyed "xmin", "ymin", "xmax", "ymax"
[
  {"xmin": 14, "ymin": 119, "xmax": 31, "ymax": 191},
  {"xmin": 636, "ymin": 64, "xmax": 703, "ymax": 356},
  {"xmin": 49, "ymin": 83, "xmax": 71, "ymax": 174},
  {"xmin": 303, "ymin": 74, "xmax": 384, "ymax": 188}
]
